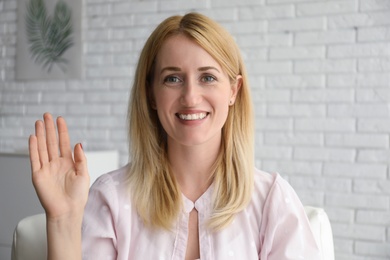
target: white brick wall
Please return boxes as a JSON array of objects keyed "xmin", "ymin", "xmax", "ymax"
[{"xmin": 1, "ymin": 0, "xmax": 389, "ymax": 259}]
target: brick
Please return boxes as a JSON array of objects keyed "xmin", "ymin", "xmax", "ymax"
[
  {"xmin": 358, "ymin": 118, "xmax": 390, "ymax": 133},
  {"xmin": 358, "ymin": 58, "xmax": 390, "ymax": 72},
  {"xmin": 357, "ymin": 89, "xmax": 390, "ymax": 102},
  {"xmin": 42, "ymin": 92, "xmax": 84, "ymax": 104},
  {"xmin": 358, "ymin": 27, "xmax": 390, "ymax": 42},
  {"xmin": 295, "ymin": 59, "xmax": 356, "ymax": 74},
  {"xmin": 261, "ymin": 160, "xmax": 322, "ymax": 175},
  {"xmin": 211, "ymin": 0, "xmax": 265, "ymax": 7},
  {"xmin": 328, "ymin": 43, "xmax": 390, "ymax": 58},
  {"xmin": 265, "ymin": 132, "xmax": 322, "ymax": 146},
  {"xmin": 270, "ymin": 46, "xmax": 325, "ymax": 60},
  {"xmin": 358, "ymin": 149, "xmax": 390, "ymax": 163},
  {"xmin": 246, "ymin": 61, "xmax": 292, "ymax": 74},
  {"xmin": 326, "ymin": 193, "xmax": 389, "ymax": 210},
  {"xmin": 267, "ymin": 0, "xmax": 323, "ymax": 4},
  {"xmin": 239, "ymin": 5, "xmax": 294, "ymax": 19},
  {"xmin": 356, "ymin": 210, "xmax": 390, "ymax": 226},
  {"xmin": 354, "ymin": 179, "xmax": 390, "ymax": 195},
  {"xmin": 296, "ymin": 0, "xmax": 357, "ymax": 16},
  {"xmin": 325, "ymin": 133, "xmax": 389, "ymax": 149},
  {"xmin": 266, "ymin": 74, "xmax": 325, "ymax": 88},
  {"xmin": 25, "ymin": 105, "xmax": 66, "ymax": 116},
  {"xmin": 323, "ymin": 162, "xmax": 387, "ymax": 178},
  {"xmin": 290, "ymin": 176, "xmax": 352, "ymax": 192},
  {"xmin": 87, "ymin": 67, "xmax": 132, "ymax": 78},
  {"xmin": 88, "ymin": 116, "xmax": 126, "ymax": 128},
  {"xmin": 224, "ymin": 21, "xmax": 267, "ymax": 34},
  {"xmin": 360, "ymin": 0, "xmax": 390, "ymax": 11},
  {"xmin": 328, "ymin": 104, "xmax": 390, "ymax": 117},
  {"xmin": 87, "ymin": 41, "xmax": 133, "ymax": 53},
  {"xmin": 192, "ymin": 9, "xmax": 238, "ymax": 23},
  {"xmin": 88, "ymin": 17, "xmax": 109, "ymax": 28},
  {"xmin": 294, "ymin": 147, "xmax": 356, "ymax": 162},
  {"xmin": 355, "ymin": 241, "xmax": 390, "ymax": 257},
  {"xmin": 240, "ymin": 48, "xmax": 268, "ymax": 61},
  {"xmin": 333, "ymin": 238, "xmax": 354, "ymax": 254},
  {"xmin": 325, "ymin": 207, "xmax": 354, "ymax": 223},
  {"xmin": 112, "ymin": 27, "xmax": 154, "ymax": 40},
  {"xmin": 328, "ymin": 11, "xmax": 390, "ymax": 29},
  {"xmin": 112, "ymin": 2, "xmax": 158, "ymax": 14},
  {"xmin": 292, "ymin": 89, "xmax": 354, "ymax": 102},
  {"xmin": 253, "ymin": 89, "xmax": 291, "ymax": 102},
  {"xmin": 268, "ymin": 104, "xmax": 326, "ymax": 117},
  {"xmin": 1, "ymin": 92, "xmax": 40, "ymax": 104},
  {"xmin": 294, "ymin": 190, "xmax": 324, "ymax": 205},
  {"xmin": 67, "ymin": 80, "xmax": 110, "ymax": 91},
  {"xmin": 158, "ymin": 0, "xmax": 208, "ymax": 12},
  {"xmin": 107, "ymin": 15, "xmax": 134, "ymax": 27},
  {"xmin": 255, "ymin": 118, "xmax": 293, "ymax": 131},
  {"xmin": 67, "ymin": 104, "xmax": 111, "ymax": 115},
  {"xmin": 256, "ymin": 145, "xmax": 292, "ymax": 159},
  {"xmin": 327, "ymin": 73, "xmax": 390, "ymax": 87},
  {"xmin": 268, "ymin": 17, "xmax": 325, "ymax": 32},
  {"xmin": 86, "ymin": 55, "xmax": 113, "ymax": 66},
  {"xmin": 295, "ymin": 118, "xmax": 356, "ymax": 132},
  {"xmin": 86, "ymin": 29, "xmax": 110, "ymax": 41},
  {"xmin": 87, "ymin": 3, "xmax": 111, "ymax": 16},
  {"xmin": 85, "ymin": 91, "xmax": 128, "ymax": 103},
  {"xmin": 331, "ymin": 222, "xmax": 386, "ymax": 240},
  {"xmin": 295, "ymin": 30, "xmax": 355, "ymax": 45},
  {"xmin": 237, "ymin": 33, "xmax": 292, "ymax": 47}
]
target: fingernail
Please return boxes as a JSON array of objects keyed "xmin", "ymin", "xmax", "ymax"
[{"xmin": 80, "ymin": 143, "xmax": 83, "ymax": 150}]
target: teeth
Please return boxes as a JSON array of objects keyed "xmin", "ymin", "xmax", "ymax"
[{"xmin": 178, "ymin": 113, "xmax": 207, "ymax": 120}]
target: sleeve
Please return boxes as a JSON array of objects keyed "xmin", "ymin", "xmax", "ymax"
[
  {"xmin": 258, "ymin": 174, "xmax": 322, "ymax": 260},
  {"xmin": 82, "ymin": 176, "xmax": 118, "ymax": 260}
]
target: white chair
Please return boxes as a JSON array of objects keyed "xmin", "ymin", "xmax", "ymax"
[
  {"xmin": 11, "ymin": 214, "xmax": 47, "ymax": 260},
  {"xmin": 304, "ymin": 206, "xmax": 335, "ymax": 260},
  {"xmin": 12, "ymin": 206, "xmax": 334, "ymax": 260}
]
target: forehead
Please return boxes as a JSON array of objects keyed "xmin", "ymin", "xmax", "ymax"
[{"xmin": 154, "ymin": 34, "xmax": 222, "ymax": 70}]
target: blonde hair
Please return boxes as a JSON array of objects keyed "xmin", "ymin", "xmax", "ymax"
[{"xmin": 127, "ymin": 12, "xmax": 254, "ymax": 231}]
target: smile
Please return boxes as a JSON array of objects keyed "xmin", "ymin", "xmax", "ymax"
[{"xmin": 177, "ymin": 112, "xmax": 208, "ymax": 121}]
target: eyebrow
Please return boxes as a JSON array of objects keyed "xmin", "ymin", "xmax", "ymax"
[{"xmin": 160, "ymin": 66, "xmax": 220, "ymax": 74}]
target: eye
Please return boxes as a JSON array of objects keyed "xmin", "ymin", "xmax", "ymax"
[
  {"xmin": 201, "ymin": 75, "xmax": 216, "ymax": 83},
  {"xmin": 164, "ymin": 76, "xmax": 181, "ymax": 83}
]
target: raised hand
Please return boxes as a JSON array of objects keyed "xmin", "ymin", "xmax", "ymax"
[{"xmin": 29, "ymin": 113, "xmax": 90, "ymax": 220}]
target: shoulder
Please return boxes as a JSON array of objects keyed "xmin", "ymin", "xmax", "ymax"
[
  {"xmin": 90, "ymin": 164, "xmax": 130, "ymax": 193},
  {"xmin": 250, "ymin": 168, "xmax": 302, "ymax": 211}
]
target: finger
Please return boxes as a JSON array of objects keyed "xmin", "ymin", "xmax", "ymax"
[
  {"xmin": 74, "ymin": 143, "xmax": 89, "ymax": 177},
  {"xmin": 35, "ymin": 120, "xmax": 49, "ymax": 165},
  {"xmin": 29, "ymin": 135, "xmax": 41, "ymax": 173},
  {"xmin": 57, "ymin": 116, "xmax": 72, "ymax": 159},
  {"xmin": 43, "ymin": 113, "xmax": 59, "ymax": 161}
]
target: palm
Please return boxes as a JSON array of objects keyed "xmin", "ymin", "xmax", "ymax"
[{"xmin": 29, "ymin": 113, "xmax": 89, "ymax": 219}]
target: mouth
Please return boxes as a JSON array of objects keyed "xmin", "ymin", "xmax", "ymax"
[{"xmin": 176, "ymin": 112, "xmax": 208, "ymax": 121}]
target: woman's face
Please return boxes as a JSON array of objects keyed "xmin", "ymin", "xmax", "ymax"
[{"xmin": 151, "ymin": 34, "xmax": 241, "ymax": 148}]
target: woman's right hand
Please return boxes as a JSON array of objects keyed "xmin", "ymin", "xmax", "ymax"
[{"xmin": 29, "ymin": 113, "xmax": 90, "ymax": 221}]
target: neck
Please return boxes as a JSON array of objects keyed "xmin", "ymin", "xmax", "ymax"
[{"xmin": 167, "ymin": 139, "xmax": 221, "ymax": 201}]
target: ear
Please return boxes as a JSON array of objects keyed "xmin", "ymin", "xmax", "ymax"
[{"xmin": 229, "ymin": 75, "xmax": 242, "ymax": 106}]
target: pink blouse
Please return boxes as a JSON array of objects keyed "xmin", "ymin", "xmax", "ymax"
[{"xmin": 82, "ymin": 165, "xmax": 321, "ymax": 259}]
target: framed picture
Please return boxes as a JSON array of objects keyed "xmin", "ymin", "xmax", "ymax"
[{"xmin": 16, "ymin": 0, "xmax": 83, "ymax": 80}]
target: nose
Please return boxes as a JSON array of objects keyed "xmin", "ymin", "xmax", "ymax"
[{"xmin": 180, "ymin": 80, "xmax": 202, "ymax": 107}]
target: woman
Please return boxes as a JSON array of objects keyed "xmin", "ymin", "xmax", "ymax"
[{"xmin": 29, "ymin": 13, "xmax": 320, "ymax": 260}]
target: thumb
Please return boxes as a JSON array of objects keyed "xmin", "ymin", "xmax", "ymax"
[{"xmin": 74, "ymin": 143, "xmax": 88, "ymax": 177}]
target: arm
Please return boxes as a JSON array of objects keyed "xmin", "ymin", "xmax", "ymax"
[
  {"xmin": 29, "ymin": 113, "xmax": 90, "ymax": 260},
  {"xmin": 259, "ymin": 175, "xmax": 321, "ymax": 260}
]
